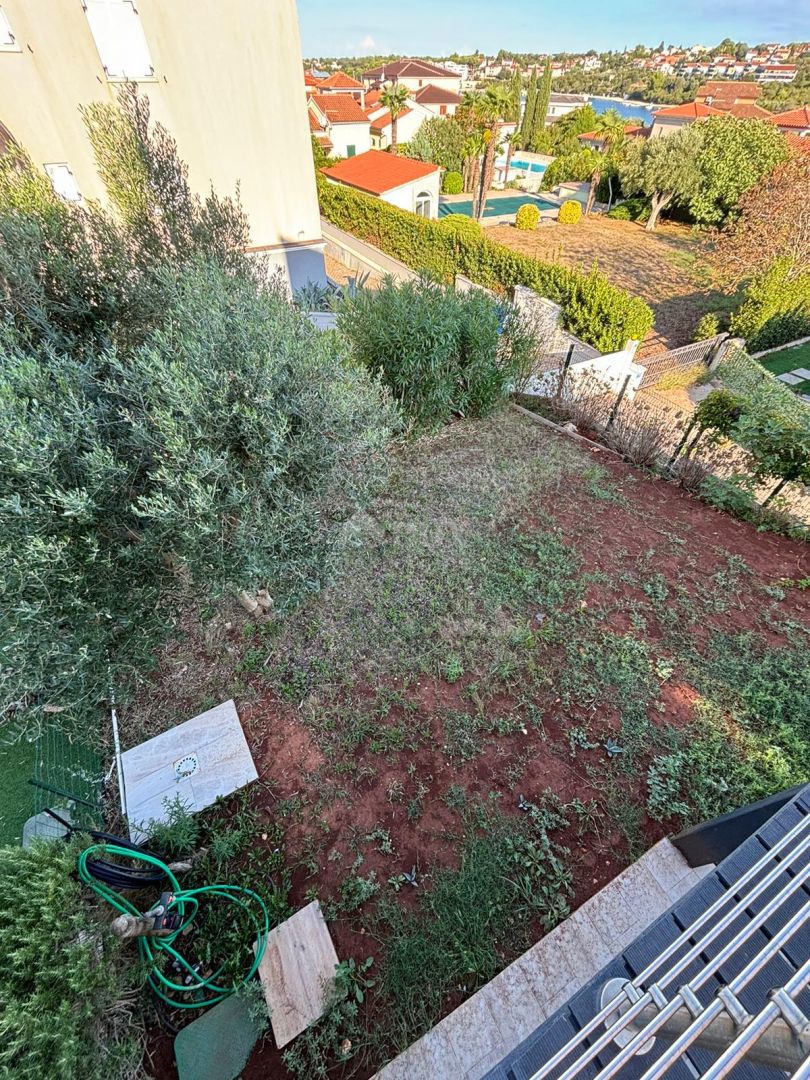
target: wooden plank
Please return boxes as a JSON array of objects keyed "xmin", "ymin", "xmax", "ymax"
[{"xmin": 255, "ymin": 900, "xmax": 339, "ymax": 1049}]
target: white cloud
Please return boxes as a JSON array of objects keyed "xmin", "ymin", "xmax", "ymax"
[{"xmin": 360, "ymin": 34, "xmax": 375, "ymax": 49}]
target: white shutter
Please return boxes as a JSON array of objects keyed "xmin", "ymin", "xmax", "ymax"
[
  {"xmin": 44, "ymin": 164, "xmax": 82, "ymax": 202},
  {"xmin": 84, "ymin": 0, "xmax": 153, "ymax": 79}
]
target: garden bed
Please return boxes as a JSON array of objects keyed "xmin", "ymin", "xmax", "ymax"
[{"xmin": 133, "ymin": 408, "xmax": 809, "ymax": 1079}]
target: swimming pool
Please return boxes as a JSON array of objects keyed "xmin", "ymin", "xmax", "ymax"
[
  {"xmin": 505, "ymin": 158, "xmax": 546, "ymax": 174},
  {"xmin": 439, "ymin": 195, "xmax": 556, "ymax": 219}
]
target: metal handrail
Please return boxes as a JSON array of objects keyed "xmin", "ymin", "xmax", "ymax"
[{"xmin": 527, "ymin": 811, "xmax": 810, "ymax": 1080}]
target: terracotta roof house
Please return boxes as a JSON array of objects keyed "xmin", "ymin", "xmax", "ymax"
[
  {"xmin": 361, "ymin": 58, "xmax": 461, "ymax": 94},
  {"xmin": 721, "ymin": 102, "xmax": 773, "ymax": 120},
  {"xmin": 308, "ymin": 94, "xmax": 371, "ymax": 158},
  {"xmin": 650, "ymin": 101, "xmax": 724, "ymax": 138},
  {"xmin": 413, "ymin": 83, "xmax": 462, "ymax": 117},
  {"xmin": 316, "ymin": 70, "xmax": 365, "ymax": 99},
  {"xmin": 321, "ymin": 149, "xmax": 441, "ymax": 217},
  {"xmin": 695, "ymin": 80, "xmax": 762, "ymax": 107},
  {"xmin": 768, "ymin": 105, "xmax": 810, "ymax": 136}
]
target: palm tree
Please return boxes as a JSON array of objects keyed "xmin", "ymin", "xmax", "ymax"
[
  {"xmin": 379, "ymin": 81, "xmax": 409, "ymax": 154},
  {"xmin": 584, "ymin": 109, "xmax": 627, "ymax": 215},
  {"xmin": 461, "ymin": 87, "xmax": 508, "ymax": 220}
]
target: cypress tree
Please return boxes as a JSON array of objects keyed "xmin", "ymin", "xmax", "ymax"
[
  {"xmin": 532, "ymin": 58, "xmax": 553, "ymax": 146},
  {"xmin": 521, "ymin": 69, "xmax": 537, "ymax": 143}
]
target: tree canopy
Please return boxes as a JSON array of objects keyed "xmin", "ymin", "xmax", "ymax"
[{"xmin": 618, "ymin": 125, "xmax": 704, "ymax": 230}]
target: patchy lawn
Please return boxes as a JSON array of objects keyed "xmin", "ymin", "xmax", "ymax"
[
  {"xmin": 487, "ymin": 216, "xmax": 734, "ymax": 356},
  {"xmin": 134, "ymin": 409, "xmax": 809, "ymax": 1079}
]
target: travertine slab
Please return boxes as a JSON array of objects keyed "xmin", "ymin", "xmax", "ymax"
[
  {"xmin": 256, "ymin": 901, "xmax": 339, "ymax": 1048},
  {"xmin": 121, "ymin": 699, "xmax": 257, "ymax": 841}
]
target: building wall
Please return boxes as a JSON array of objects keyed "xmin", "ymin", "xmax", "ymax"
[
  {"xmin": 328, "ymin": 120, "xmax": 371, "ymax": 158},
  {"xmin": 370, "ymin": 107, "xmax": 428, "ymax": 150},
  {"xmin": 394, "ymin": 75, "xmax": 461, "ymax": 94},
  {"xmin": 650, "ymin": 116, "xmax": 687, "ymax": 138},
  {"xmin": 380, "ymin": 170, "xmax": 441, "ymax": 217},
  {"xmin": 0, "ymin": 0, "xmax": 325, "ymax": 284}
]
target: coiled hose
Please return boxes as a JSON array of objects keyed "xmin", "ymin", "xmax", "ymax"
[{"xmin": 78, "ymin": 843, "xmax": 269, "ymax": 1009}]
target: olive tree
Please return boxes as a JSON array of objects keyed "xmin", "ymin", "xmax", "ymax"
[{"xmin": 618, "ymin": 125, "xmax": 703, "ymax": 231}]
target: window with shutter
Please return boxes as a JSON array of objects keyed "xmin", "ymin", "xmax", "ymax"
[
  {"xmin": 83, "ymin": 0, "xmax": 154, "ymax": 79},
  {"xmin": 44, "ymin": 164, "xmax": 82, "ymax": 202},
  {"xmin": 0, "ymin": 7, "xmax": 18, "ymax": 50}
]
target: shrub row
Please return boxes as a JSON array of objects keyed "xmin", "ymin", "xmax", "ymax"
[{"xmin": 318, "ymin": 176, "xmax": 654, "ymax": 353}]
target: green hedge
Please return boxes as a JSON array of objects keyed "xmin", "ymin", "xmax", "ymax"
[
  {"xmin": 318, "ymin": 177, "xmax": 654, "ymax": 352},
  {"xmin": 730, "ymin": 259, "xmax": 810, "ymax": 352}
]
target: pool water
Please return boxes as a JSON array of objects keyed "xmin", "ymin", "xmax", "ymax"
[
  {"xmin": 506, "ymin": 159, "xmax": 546, "ymax": 174},
  {"xmin": 439, "ymin": 195, "xmax": 556, "ymax": 219}
]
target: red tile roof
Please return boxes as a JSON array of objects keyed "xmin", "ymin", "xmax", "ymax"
[
  {"xmin": 786, "ymin": 133, "xmax": 810, "ymax": 153},
  {"xmin": 363, "ymin": 58, "xmax": 458, "ymax": 81},
  {"xmin": 310, "ymin": 93, "xmax": 369, "ymax": 124},
  {"xmin": 318, "ymin": 71, "xmax": 364, "ymax": 90},
  {"xmin": 696, "ymin": 81, "xmax": 762, "ymax": 102},
  {"xmin": 654, "ymin": 101, "xmax": 725, "ymax": 120},
  {"xmin": 769, "ymin": 106, "xmax": 810, "ymax": 129},
  {"xmin": 413, "ymin": 84, "xmax": 462, "ymax": 105},
  {"xmin": 364, "ymin": 89, "xmax": 382, "ymax": 108},
  {"xmin": 321, "ymin": 149, "xmax": 439, "ymax": 195},
  {"xmin": 721, "ymin": 102, "xmax": 773, "ymax": 120},
  {"xmin": 370, "ymin": 108, "xmax": 412, "ymax": 133}
]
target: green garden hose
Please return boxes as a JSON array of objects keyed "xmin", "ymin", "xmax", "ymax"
[{"xmin": 78, "ymin": 843, "xmax": 269, "ymax": 1009}]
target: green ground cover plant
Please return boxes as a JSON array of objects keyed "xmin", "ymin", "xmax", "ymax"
[{"xmin": 0, "ymin": 838, "xmax": 143, "ymax": 1080}]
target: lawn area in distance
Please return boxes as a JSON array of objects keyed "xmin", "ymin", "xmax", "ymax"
[
  {"xmin": 757, "ymin": 340, "xmax": 810, "ymax": 394},
  {"xmin": 129, "ymin": 407, "xmax": 810, "ymax": 1077}
]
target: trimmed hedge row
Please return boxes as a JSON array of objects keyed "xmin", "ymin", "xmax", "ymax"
[{"xmin": 318, "ymin": 177, "xmax": 654, "ymax": 353}]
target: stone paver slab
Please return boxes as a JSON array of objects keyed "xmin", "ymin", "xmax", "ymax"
[
  {"xmin": 256, "ymin": 900, "xmax": 339, "ymax": 1049},
  {"xmin": 642, "ymin": 838, "xmax": 693, "ymax": 898},
  {"xmin": 485, "ymin": 961, "xmax": 550, "ymax": 1048},
  {"xmin": 778, "ymin": 372, "xmax": 803, "ymax": 385},
  {"xmin": 435, "ymin": 989, "xmax": 506, "ymax": 1076},
  {"xmin": 792, "ymin": 367, "xmax": 810, "ymax": 379}
]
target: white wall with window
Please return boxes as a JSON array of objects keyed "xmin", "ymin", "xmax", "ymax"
[
  {"xmin": 83, "ymin": 0, "xmax": 154, "ymax": 79},
  {"xmin": 379, "ymin": 170, "xmax": 441, "ymax": 218},
  {"xmin": 326, "ymin": 120, "xmax": 370, "ymax": 159}
]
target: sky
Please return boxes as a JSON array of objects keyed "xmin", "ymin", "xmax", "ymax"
[{"xmin": 297, "ymin": 0, "xmax": 810, "ymax": 58}]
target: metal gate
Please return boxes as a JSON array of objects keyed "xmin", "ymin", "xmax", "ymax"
[{"xmin": 638, "ymin": 333, "xmax": 727, "ymax": 389}]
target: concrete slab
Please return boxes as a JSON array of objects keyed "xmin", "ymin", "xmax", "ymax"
[
  {"xmin": 256, "ymin": 901, "xmax": 339, "ymax": 1049},
  {"xmin": 777, "ymin": 372, "xmax": 803, "ymax": 385},
  {"xmin": 121, "ymin": 700, "xmax": 257, "ymax": 841},
  {"xmin": 791, "ymin": 367, "xmax": 810, "ymax": 379}
]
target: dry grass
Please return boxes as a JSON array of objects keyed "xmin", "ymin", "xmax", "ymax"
[{"xmin": 487, "ymin": 216, "xmax": 732, "ymax": 356}]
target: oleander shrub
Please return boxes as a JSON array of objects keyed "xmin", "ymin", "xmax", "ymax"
[
  {"xmin": 515, "ymin": 203, "xmax": 540, "ymax": 231},
  {"xmin": 0, "ymin": 838, "xmax": 142, "ymax": 1079},
  {"xmin": 318, "ymin": 175, "xmax": 654, "ymax": 352},
  {"xmin": 442, "ymin": 170, "xmax": 463, "ymax": 195},
  {"xmin": 337, "ymin": 274, "xmax": 535, "ymax": 431},
  {"xmin": 558, "ymin": 200, "xmax": 582, "ymax": 225}
]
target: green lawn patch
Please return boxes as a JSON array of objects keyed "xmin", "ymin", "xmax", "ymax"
[
  {"xmin": 0, "ymin": 740, "xmax": 35, "ymax": 845},
  {"xmin": 758, "ymin": 341, "xmax": 810, "ymax": 394}
]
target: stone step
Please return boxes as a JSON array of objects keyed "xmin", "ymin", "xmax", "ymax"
[{"xmin": 373, "ymin": 839, "xmax": 712, "ymax": 1080}]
